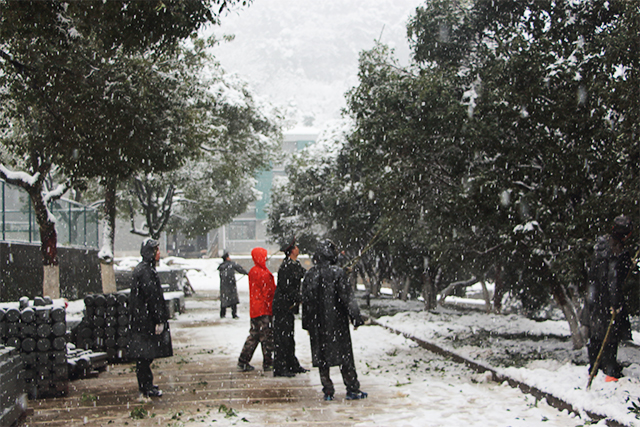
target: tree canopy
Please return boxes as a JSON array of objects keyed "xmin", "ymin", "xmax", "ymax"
[{"xmin": 267, "ymin": 0, "xmax": 639, "ymax": 327}]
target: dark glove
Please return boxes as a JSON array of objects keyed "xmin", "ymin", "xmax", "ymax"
[{"xmin": 353, "ymin": 316, "xmax": 364, "ymax": 328}]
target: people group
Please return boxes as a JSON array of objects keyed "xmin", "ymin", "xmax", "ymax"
[
  {"xmin": 127, "ymin": 213, "xmax": 634, "ymax": 400},
  {"xmin": 235, "ymin": 238, "xmax": 368, "ymax": 400}
]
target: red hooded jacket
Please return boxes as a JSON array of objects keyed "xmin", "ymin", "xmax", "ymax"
[{"xmin": 248, "ymin": 247, "xmax": 276, "ymax": 318}]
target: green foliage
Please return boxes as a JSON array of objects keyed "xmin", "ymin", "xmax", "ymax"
[
  {"xmin": 80, "ymin": 392, "xmax": 97, "ymax": 405},
  {"xmin": 218, "ymin": 404, "xmax": 238, "ymax": 418},
  {"xmin": 130, "ymin": 406, "xmax": 148, "ymax": 420},
  {"xmin": 267, "ymin": 0, "xmax": 639, "ymax": 318},
  {"xmin": 123, "ymin": 43, "xmax": 282, "ymax": 239},
  {"xmin": 0, "ymin": 0, "xmax": 250, "ymax": 256}
]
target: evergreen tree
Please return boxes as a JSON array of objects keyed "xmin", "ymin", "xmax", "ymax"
[{"xmin": 0, "ymin": 0, "xmax": 246, "ymax": 293}]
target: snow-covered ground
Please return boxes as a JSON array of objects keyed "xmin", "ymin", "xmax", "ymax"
[{"xmin": 103, "ymin": 256, "xmax": 640, "ymax": 426}]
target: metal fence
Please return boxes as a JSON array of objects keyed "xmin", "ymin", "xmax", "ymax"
[{"xmin": 1, "ymin": 180, "xmax": 99, "ymax": 248}]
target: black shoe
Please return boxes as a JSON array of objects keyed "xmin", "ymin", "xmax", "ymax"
[
  {"xmin": 345, "ymin": 390, "xmax": 367, "ymax": 400},
  {"xmin": 274, "ymin": 371, "xmax": 296, "ymax": 377},
  {"xmin": 293, "ymin": 366, "xmax": 309, "ymax": 373},
  {"xmin": 323, "ymin": 393, "xmax": 334, "ymax": 401},
  {"xmin": 237, "ymin": 363, "xmax": 255, "ymax": 372},
  {"xmin": 232, "ymin": 315, "xmax": 239, "ymax": 319},
  {"xmin": 143, "ymin": 388, "xmax": 163, "ymax": 397}
]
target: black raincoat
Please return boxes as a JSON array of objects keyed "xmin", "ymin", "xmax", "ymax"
[
  {"xmin": 127, "ymin": 240, "xmax": 173, "ymax": 360},
  {"xmin": 302, "ymin": 241, "xmax": 363, "ymax": 368},
  {"xmin": 218, "ymin": 259, "xmax": 248, "ymax": 308},
  {"xmin": 273, "ymin": 256, "xmax": 306, "ymax": 374},
  {"xmin": 586, "ymin": 235, "xmax": 632, "ymax": 341}
]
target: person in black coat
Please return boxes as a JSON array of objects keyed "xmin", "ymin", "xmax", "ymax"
[
  {"xmin": 301, "ymin": 240, "xmax": 367, "ymax": 401},
  {"xmin": 218, "ymin": 252, "xmax": 248, "ymax": 318},
  {"xmin": 585, "ymin": 215, "xmax": 633, "ymax": 381},
  {"xmin": 127, "ymin": 239, "xmax": 173, "ymax": 397},
  {"xmin": 273, "ymin": 238, "xmax": 308, "ymax": 377}
]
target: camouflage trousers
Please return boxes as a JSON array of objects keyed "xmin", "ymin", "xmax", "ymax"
[{"xmin": 238, "ymin": 315, "xmax": 274, "ymax": 368}]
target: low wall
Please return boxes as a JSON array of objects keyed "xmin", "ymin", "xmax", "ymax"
[{"xmin": 0, "ymin": 242, "xmax": 102, "ymax": 302}]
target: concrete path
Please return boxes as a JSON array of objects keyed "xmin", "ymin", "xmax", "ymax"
[{"xmin": 22, "ymin": 291, "xmax": 412, "ymax": 426}]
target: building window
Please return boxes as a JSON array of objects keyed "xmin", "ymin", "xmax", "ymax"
[{"xmin": 227, "ymin": 221, "xmax": 256, "ymax": 241}]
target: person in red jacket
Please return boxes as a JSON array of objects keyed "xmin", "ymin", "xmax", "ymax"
[{"xmin": 237, "ymin": 247, "xmax": 276, "ymax": 372}]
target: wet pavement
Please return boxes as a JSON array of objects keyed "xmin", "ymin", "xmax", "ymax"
[{"xmin": 21, "ymin": 291, "xmax": 411, "ymax": 426}]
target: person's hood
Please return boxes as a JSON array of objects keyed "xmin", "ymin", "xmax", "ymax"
[
  {"xmin": 313, "ymin": 240, "xmax": 338, "ymax": 266},
  {"xmin": 140, "ymin": 238, "xmax": 159, "ymax": 263},
  {"xmin": 251, "ymin": 247, "xmax": 268, "ymax": 269}
]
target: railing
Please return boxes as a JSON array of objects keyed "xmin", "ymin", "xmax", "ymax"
[{"xmin": 0, "ymin": 180, "xmax": 99, "ymax": 248}]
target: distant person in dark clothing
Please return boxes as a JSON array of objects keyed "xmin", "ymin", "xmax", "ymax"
[
  {"xmin": 218, "ymin": 252, "xmax": 248, "ymax": 318},
  {"xmin": 273, "ymin": 237, "xmax": 308, "ymax": 377},
  {"xmin": 586, "ymin": 215, "xmax": 633, "ymax": 382},
  {"xmin": 238, "ymin": 247, "xmax": 276, "ymax": 372},
  {"xmin": 128, "ymin": 239, "xmax": 173, "ymax": 398},
  {"xmin": 302, "ymin": 240, "xmax": 367, "ymax": 401}
]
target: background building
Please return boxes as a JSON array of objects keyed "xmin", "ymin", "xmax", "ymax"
[
  {"xmin": 113, "ymin": 127, "xmax": 318, "ymax": 258},
  {"xmin": 212, "ymin": 127, "xmax": 318, "ymax": 256}
]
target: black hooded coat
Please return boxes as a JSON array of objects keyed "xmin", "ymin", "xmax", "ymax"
[
  {"xmin": 127, "ymin": 240, "xmax": 173, "ymax": 360},
  {"xmin": 301, "ymin": 241, "xmax": 363, "ymax": 368},
  {"xmin": 218, "ymin": 258, "xmax": 248, "ymax": 308},
  {"xmin": 586, "ymin": 235, "xmax": 632, "ymax": 341}
]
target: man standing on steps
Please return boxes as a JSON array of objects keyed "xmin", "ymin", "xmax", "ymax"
[
  {"xmin": 237, "ymin": 247, "xmax": 276, "ymax": 372},
  {"xmin": 585, "ymin": 215, "xmax": 633, "ymax": 382},
  {"xmin": 273, "ymin": 237, "xmax": 308, "ymax": 377},
  {"xmin": 302, "ymin": 240, "xmax": 367, "ymax": 401},
  {"xmin": 218, "ymin": 252, "xmax": 248, "ymax": 319},
  {"xmin": 128, "ymin": 239, "xmax": 173, "ymax": 398}
]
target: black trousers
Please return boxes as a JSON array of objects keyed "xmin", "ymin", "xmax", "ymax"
[
  {"xmin": 136, "ymin": 358, "xmax": 154, "ymax": 393},
  {"xmin": 273, "ymin": 312, "xmax": 302, "ymax": 374},
  {"xmin": 319, "ymin": 363, "xmax": 360, "ymax": 396},
  {"xmin": 220, "ymin": 304, "xmax": 237, "ymax": 318},
  {"xmin": 587, "ymin": 337, "xmax": 622, "ymax": 378}
]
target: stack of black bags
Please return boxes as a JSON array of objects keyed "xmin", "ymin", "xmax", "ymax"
[
  {"xmin": 0, "ymin": 296, "xmax": 68, "ymax": 398},
  {"xmin": 74, "ymin": 292, "xmax": 130, "ymax": 362}
]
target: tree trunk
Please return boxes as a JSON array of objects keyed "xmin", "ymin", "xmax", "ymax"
[
  {"xmin": 550, "ymin": 277, "xmax": 585, "ymax": 349},
  {"xmin": 358, "ymin": 267, "xmax": 373, "ymax": 297},
  {"xmin": 438, "ymin": 276, "xmax": 477, "ymax": 304},
  {"xmin": 100, "ymin": 262, "xmax": 117, "ymax": 294},
  {"xmin": 390, "ymin": 276, "xmax": 403, "ymax": 299},
  {"xmin": 493, "ymin": 263, "xmax": 504, "ymax": 314},
  {"xmin": 400, "ymin": 277, "xmax": 410, "ymax": 302},
  {"xmin": 43, "ymin": 264, "xmax": 60, "ymax": 299},
  {"xmin": 99, "ymin": 178, "xmax": 118, "ymax": 293},
  {"xmin": 361, "ymin": 258, "xmax": 380, "ymax": 297},
  {"xmin": 480, "ymin": 280, "xmax": 492, "ymax": 313},
  {"xmin": 422, "ymin": 267, "xmax": 438, "ymax": 310},
  {"xmin": 29, "ymin": 187, "xmax": 60, "ymax": 297}
]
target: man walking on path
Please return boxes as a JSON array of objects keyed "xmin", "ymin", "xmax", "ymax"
[
  {"xmin": 302, "ymin": 240, "xmax": 367, "ymax": 401},
  {"xmin": 127, "ymin": 239, "xmax": 173, "ymax": 398},
  {"xmin": 273, "ymin": 237, "xmax": 308, "ymax": 377},
  {"xmin": 238, "ymin": 247, "xmax": 276, "ymax": 372},
  {"xmin": 218, "ymin": 252, "xmax": 248, "ymax": 318},
  {"xmin": 585, "ymin": 215, "xmax": 633, "ymax": 382}
]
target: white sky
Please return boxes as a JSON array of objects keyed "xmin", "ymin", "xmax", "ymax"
[{"xmin": 208, "ymin": 0, "xmax": 425, "ymax": 128}]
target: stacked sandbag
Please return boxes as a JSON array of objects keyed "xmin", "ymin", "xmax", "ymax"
[
  {"xmin": 0, "ymin": 344, "xmax": 27, "ymax": 427},
  {"xmin": 66, "ymin": 343, "xmax": 108, "ymax": 379},
  {"xmin": 0, "ymin": 296, "xmax": 69, "ymax": 399},
  {"xmin": 75, "ymin": 293, "xmax": 130, "ymax": 362}
]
